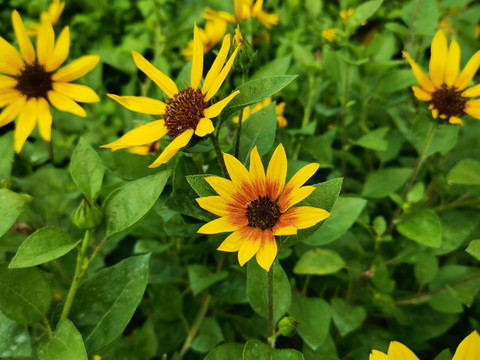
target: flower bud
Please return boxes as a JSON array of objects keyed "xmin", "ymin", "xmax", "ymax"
[
  {"xmin": 72, "ymin": 198, "xmax": 103, "ymax": 230},
  {"xmin": 277, "ymin": 316, "xmax": 298, "ymax": 337}
]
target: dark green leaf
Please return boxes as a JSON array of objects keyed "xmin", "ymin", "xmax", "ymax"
[
  {"xmin": 397, "ymin": 209, "xmax": 442, "ymax": 248},
  {"xmin": 186, "ymin": 174, "xmax": 217, "ymax": 197},
  {"xmin": 37, "ymin": 319, "xmax": 87, "ymax": 360},
  {"xmin": 362, "ymin": 168, "xmax": 412, "ymax": 198},
  {"xmin": 352, "ymin": 127, "xmax": 389, "ymax": 151},
  {"xmin": 293, "ymin": 249, "xmax": 345, "ymax": 275},
  {"xmin": 149, "ymin": 284, "xmax": 183, "ymax": 321},
  {"xmin": 191, "ymin": 317, "xmax": 224, "ymax": 353},
  {"xmin": 348, "ymin": 0, "xmax": 384, "ymax": 30},
  {"xmin": 330, "ymin": 298, "xmax": 366, "ymax": 337},
  {"xmin": 243, "ymin": 339, "xmax": 304, "ymax": 360},
  {"xmin": 447, "ymin": 159, "xmax": 480, "ymax": 185},
  {"xmin": 0, "ymin": 189, "xmax": 31, "ymax": 238},
  {"xmin": 188, "ymin": 265, "xmax": 229, "ymax": 296},
  {"xmin": 0, "ymin": 311, "xmax": 31, "ymax": 357},
  {"xmin": 205, "ymin": 343, "xmax": 244, "ymax": 360}
]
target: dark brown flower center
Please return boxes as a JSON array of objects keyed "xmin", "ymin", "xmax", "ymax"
[
  {"xmin": 246, "ymin": 196, "xmax": 281, "ymax": 231},
  {"xmin": 164, "ymin": 88, "xmax": 207, "ymax": 137},
  {"xmin": 15, "ymin": 63, "xmax": 53, "ymax": 99},
  {"xmin": 430, "ymin": 84, "xmax": 467, "ymax": 119}
]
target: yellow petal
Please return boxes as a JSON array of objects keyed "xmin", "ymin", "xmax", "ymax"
[
  {"xmin": 107, "ymin": 94, "xmax": 166, "ymax": 114},
  {"xmin": 429, "ymin": 30, "xmax": 448, "ymax": 87},
  {"xmin": 52, "ymin": 55, "xmax": 100, "ymax": 82},
  {"xmin": 462, "ymin": 84, "xmax": 480, "ymax": 98},
  {"xmin": 36, "ymin": 19, "xmax": 55, "ymax": 66},
  {"xmin": 402, "ymin": 51, "xmax": 435, "ymax": 93},
  {"xmin": 12, "ymin": 10, "xmax": 35, "ymax": 65},
  {"xmin": 196, "ymin": 196, "xmax": 232, "ymax": 216},
  {"xmin": 205, "ymin": 176, "xmax": 236, "ymax": 200},
  {"xmin": 148, "ymin": 128, "xmax": 194, "ymax": 168},
  {"xmin": 452, "ymin": 331, "xmax": 480, "ymax": 360},
  {"xmin": 387, "ymin": 341, "xmax": 419, "ymax": 360},
  {"xmin": 0, "ymin": 37, "xmax": 24, "ymax": 75},
  {"xmin": 205, "ymin": 46, "xmax": 240, "ymax": 102},
  {"xmin": 48, "ymin": 90, "xmax": 86, "ymax": 117},
  {"xmin": 37, "ymin": 97, "xmax": 52, "ymax": 141},
  {"xmin": 132, "ymin": 50, "xmax": 178, "ymax": 98},
  {"xmin": 266, "ymin": 144, "xmax": 287, "ymax": 200},
  {"xmin": 0, "ymin": 89, "xmax": 22, "ymax": 107},
  {"xmin": 278, "ymin": 186, "xmax": 316, "ymax": 212},
  {"xmin": 249, "ymin": 146, "xmax": 266, "ymax": 197},
  {"xmin": 280, "ymin": 206, "xmax": 330, "ymax": 229},
  {"xmin": 46, "ymin": 26, "xmax": 69, "ymax": 72},
  {"xmin": 101, "ymin": 120, "xmax": 167, "ymax": 150},
  {"xmin": 0, "ymin": 75, "xmax": 17, "ymax": 90},
  {"xmin": 14, "ymin": 98, "xmax": 37, "ymax": 153},
  {"xmin": 198, "ymin": 216, "xmax": 239, "ymax": 234},
  {"xmin": 203, "ymin": 34, "xmax": 231, "ymax": 94},
  {"xmin": 191, "ymin": 24, "xmax": 204, "ymax": 90},
  {"xmin": 465, "ymin": 101, "xmax": 480, "ymax": 119},
  {"xmin": 0, "ymin": 96, "xmax": 27, "ymax": 127},
  {"xmin": 431, "ymin": 108, "xmax": 439, "ymax": 119},
  {"xmin": 255, "ymin": 230, "xmax": 277, "ymax": 271},
  {"xmin": 411, "ymin": 85, "xmax": 432, "ymax": 101},
  {"xmin": 217, "ymin": 230, "xmax": 244, "ymax": 252},
  {"xmin": 454, "ymin": 50, "xmax": 480, "ymax": 90},
  {"xmin": 195, "ymin": 117, "xmax": 214, "ymax": 137},
  {"xmin": 238, "ymin": 228, "xmax": 262, "ymax": 266},
  {"xmin": 53, "ymin": 83, "xmax": 99, "ymax": 103},
  {"xmin": 204, "ymin": 90, "xmax": 240, "ymax": 118},
  {"xmin": 448, "ymin": 116, "xmax": 463, "ymax": 125},
  {"xmin": 272, "ymin": 224, "xmax": 297, "ymax": 236},
  {"xmin": 223, "ymin": 152, "xmax": 253, "ymax": 188},
  {"xmin": 445, "ymin": 39, "xmax": 461, "ymax": 86},
  {"xmin": 369, "ymin": 350, "xmax": 388, "ymax": 360}
]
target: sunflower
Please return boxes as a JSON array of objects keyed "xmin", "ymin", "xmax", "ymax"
[
  {"xmin": 182, "ymin": 18, "xmax": 228, "ymax": 60},
  {"xmin": 234, "ymin": 0, "xmax": 280, "ymax": 29},
  {"xmin": 27, "ymin": 0, "xmax": 66, "ymax": 36},
  {"xmin": 403, "ymin": 29, "xmax": 480, "ymax": 125},
  {"xmin": 0, "ymin": 10, "xmax": 100, "ymax": 153},
  {"xmin": 196, "ymin": 144, "xmax": 331, "ymax": 271},
  {"xmin": 102, "ymin": 25, "xmax": 239, "ymax": 168},
  {"xmin": 369, "ymin": 330, "xmax": 480, "ymax": 360}
]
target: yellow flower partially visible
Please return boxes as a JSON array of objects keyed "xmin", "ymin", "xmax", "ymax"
[
  {"xmin": 234, "ymin": 0, "xmax": 279, "ymax": 29},
  {"xmin": 234, "ymin": 25, "xmax": 244, "ymax": 49},
  {"xmin": 182, "ymin": 18, "xmax": 228, "ymax": 60},
  {"xmin": 0, "ymin": 10, "xmax": 100, "ymax": 153},
  {"xmin": 370, "ymin": 330, "xmax": 480, "ymax": 360},
  {"xmin": 102, "ymin": 25, "xmax": 240, "ymax": 168},
  {"xmin": 322, "ymin": 28, "xmax": 337, "ymax": 43},
  {"xmin": 403, "ymin": 29, "xmax": 480, "ymax": 125},
  {"xmin": 340, "ymin": 8, "xmax": 354, "ymax": 24},
  {"xmin": 233, "ymin": 97, "xmax": 287, "ymax": 128},
  {"xmin": 203, "ymin": 8, "xmax": 236, "ymax": 24},
  {"xmin": 197, "ymin": 144, "xmax": 330, "ymax": 271},
  {"xmin": 27, "ymin": 0, "xmax": 65, "ymax": 36}
]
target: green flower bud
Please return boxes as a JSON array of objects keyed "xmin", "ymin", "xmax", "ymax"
[
  {"xmin": 277, "ymin": 316, "xmax": 298, "ymax": 337},
  {"xmin": 72, "ymin": 198, "xmax": 103, "ymax": 230}
]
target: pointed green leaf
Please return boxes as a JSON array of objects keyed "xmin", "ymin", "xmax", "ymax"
[
  {"xmin": 362, "ymin": 168, "xmax": 412, "ymax": 198},
  {"xmin": 294, "ymin": 249, "xmax": 345, "ymax": 275},
  {"xmin": 447, "ymin": 159, "xmax": 480, "ymax": 186},
  {"xmin": 37, "ymin": 319, "xmax": 87, "ymax": 360},
  {"xmin": 0, "ymin": 189, "xmax": 31, "ymax": 238},
  {"xmin": 397, "ymin": 209, "xmax": 442, "ymax": 247},
  {"xmin": 186, "ymin": 174, "xmax": 217, "ymax": 197},
  {"xmin": 188, "ymin": 265, "xmax": 229, "ymax": 296}
]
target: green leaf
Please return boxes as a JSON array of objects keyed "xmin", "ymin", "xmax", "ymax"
[
  {"xmin": 402, "ymin": 0, "xmax": 438, "ymax": 37},
  {"xmin": 70, "ymin": 138, "xmax": 104, "ymax": 203},
  {"xmin": 104, "ymin": 170, "xmax": 170, "ymax": 238},
  {"xmin": 70, "ymin": 254, "xmax": 150, "ymax": 352},
  {"xmin": 251, "ymin": 55, "xmax": 292, "ymax": 80},
  {"xmin": 243, "ymin": 339, "xmax": 304, "ymax": 360},
  {"xmin": 149, "ymin": 284, "xmax": 183, "ymax": 321},
  {"xmin": 293, "ymin": 249, "xmax": 345, "ymax": 275},
  {"xmin": 348, "ymin": 0, "xmax": 383, "ymax": 30},
  {"xmin": 186, "ymin": 174, "xmax": 217, "ymax": 197},
  {"xmin": 0, "ymin": 189, "xmax": 31, "ymax": 238},
  {"xmin": 247, "ymin": 261, "xmax": 291, "ymax": 322},
  {"xmin": 9, "ymin": 227, "xmax": 78, "ymax": 268},
  {"xmin": 236, "ymin": 102, "xmax": 277, "ymax": 162},
  {"xmin": 37, "ymin": 319, "xmax": 87, "ymax": 360},
  {"xmin": 414, "ymin": 255, "xmax": 439, "ymax": 285},
  {"xmin": 0, "ymin": 132, "xmax": 14, "ymax": 179},
  {"xmin": 304, "ymin": 197, "xmax": 367, "ymax": 246},
  {"xmin": 188, "ymin": 265, "xmax": 229, "ymax": 296},
  {"xmin": 0, "ymin": 311, "xmax": 31, "ymax": 357},
  {"xmin": 289, "ymin": 294, "xmax": 331, "ymax": 350},
  {"xmin": 466, "ymin": 239, "xmax": 480, "ymax": 261},
  {"xmin": 397, "ymin": 209, "xmax": 442, "ymax": 248},
  {"xmin": 191, "ymin": 317, "xmax": 224, "ymax": 353},
  {"xmin": 352, "ymin": 127, "xmax": 389, "ymax": 151},
  {"xmin": 205, "ymin": 343, "xmax": 245, "ymax": 360},
  {"xmin": 221, "ymin": 75, "xmax": 297, "ymax": 121},
  {"xmin": 447, "ymin": 159, "xmax": 480, "ymax": 186},
  {"xmin": 330, "ymin": 298, "xmax": 366, "ymax": 337},
  {"xmin": 0, "ymin": 266, "xmax": 51, "ymax": 325},
  {"xmin": 362, "ymin": 168, "xmax": 412, "ymax": 198}
]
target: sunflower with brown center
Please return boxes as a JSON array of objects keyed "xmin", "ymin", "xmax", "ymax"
[
  {"xmin": 403, "ymin": 29, "xmax": 480, "ymax": 125},
  {"xmin": 0, "ymin": 10, "xmax": 100, "ymax": 153},
  {"xmin": 196, "ymin": 144, "xmax": 331, "ymax": 271},
  {"xmin": 101, "ymin": 25, "xmax": 240, "ymax": 168}
]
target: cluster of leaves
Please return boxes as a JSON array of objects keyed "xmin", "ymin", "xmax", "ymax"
[{"xmin": 1, "ymin": 0, "xmax": 480, "ymax": 359}]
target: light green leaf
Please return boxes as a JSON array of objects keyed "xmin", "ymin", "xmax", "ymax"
[
  {"xmin": 352, "ymin": 127, "xmax": 389, "ymax": 151},
  {"xmin": 191, "ymin": 317, "xmax": 224, "ymax": 353},
  {"xmin": 70, "ymin": 254, "xmax": 150, "ymax": 352},
  {"xmin": 37, "ymin": 319, "xmax": 87, "ymax": 360},
  {"xmin": 289, "ymin": 294, "xmax": 331, "ymax": 350},
  {"xmin": 188, "ymin": 265, "xmax": 229, "ymax": 296},
  {"xmin": 205, "ymin": 343, "xmax": 245, "ymax": 360},
  {"xmin": 251, "ymin": 55, "xmax": 292, "ymax": 80},
  {"xmin": 9, "ymin": 227, "xmax": 78, "ymax": 268},
  {"xmin": 243, "ymin": 339, "xmax": 304, "ymax": 360},
  {"xmin": 0, "ymin": 132, "xmax": 14, "ymax": 178},
  {"xmin": 0, "ymin": 189, "xmax": 31, "ymax": 238},
  {"xmin": 304, "ymin": 197, "xmax": 367, "ymax": 246},
  {"xmin": 70, "ymin": 138, "xmax": 104, "ymax": 203},
  {"xmin": 104, "ymin": 170, "xmax": 170, "ymax": 238},
  {"xmin": 362, "ymin": 168, "xmax": 412, "ymax": 198},
  {"xmin": 397, "ymin": 209, "xmax": 442, "ymax": 248},
  {"xmin": 0, "ymin": 311, "xmax": 31, "ymax": 357},
  {"xmin": 186, "ymin": 174, "xmax": 217, "ymax": 197},
  {"xmin": 466, "ymin": 239, "xmax": 480, "ymax": 261},
  {"xmin": 247, "ymin": 261, "xmax": 291, "ymax": 322},
  {"xmin": 447, "ymin": 159, "xmax": 480, "ymax": 186},
  {"xmin": 293, "ymin": 249, "xmax": 345, "ymax": 275},
  {"xmin": 348, "ymin": 0, "xmax": 383, "ymax": 30},
  {"xmin": 330, "ymin": 298, "xmax": 366, "ymax": 337},
  {"xmin": 0, "ymin": 266, "xmax": 51, "ymax": 325},
  {"xmin": 402, "ymin": 0, "xmax": 438, "ymax": 36}
]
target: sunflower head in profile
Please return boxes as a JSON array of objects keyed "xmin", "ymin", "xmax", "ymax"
[
  {"xmin": 0, "ymin": 10, "xmax": 100, "ymax": 153},
  {"xmin": 403, "ymin": 29, "xmax": 480, "ymax": 125},
  {"xmin": 196, "ymin": 144, "xmax": 331, "ymax": 271},
  {"xmin": 102, "ymin": 24, "xmax": 240, "ymax": 168}
]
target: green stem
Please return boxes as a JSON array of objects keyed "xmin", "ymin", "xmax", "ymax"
[
  {"xmin": 234, "ymin": 110, "xmax": 244, "ymax": 159},
  {"xmin": 267, "ymin": 264, "xmax": 275, "ymax": 350},
  {"xmin": 210, "ymin": 136, "xmax": 229, "ymax": 178},
  {"xmin": 61, "ymin": 229, "xmax": 92, "ymax": 319},
  {"xmin": 340, "ymin": 59, "xmax": 351, "ymax": 187},
  {"xmin": 179, "ymin": 294, "xmax": 212, "ymax": 358}
]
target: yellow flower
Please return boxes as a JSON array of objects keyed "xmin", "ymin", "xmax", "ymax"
[
  {"xmin": 203, "ymin": 8, "xmax": 236, "ymax": 24},
  {"xmin": 182, "ymin": 18, "xmax": 228, "ymax": 60},
  {"xmin": 102, "ymin": 25, "xmax": 240, "ymax": 168},
  {"xmin": 234, "ymin": 0, "xmax": 279, "ymax": 29},
  {"xmin": 234, "ymin": 25, "xmax": 244, "ymax": 49},
  {"xmin": 233, "ymin": 97, "xmax": 287, "ymax": 127},
  {"xmin": 0, "ymin": 10, "xmax": 100, "ymax": 153},
  {"xmin": 403, "ymin": 29, "xmax": 480, "ymax": 125},
  {"xmin": 27, "ymin": 0, "xmax": 66, "ymax": 36},
  {"xmin": 370, "ymin": 330, "xmax": 480, "ymax": 360},
  {"xmin": 197, "ymin": 144, "xmax": 330, "ymax": 271},
  {"xmin": 322, "ymin": 28, "xmax": 337, "ymax": 43},
  {"xmin": 340, "ymin": 8, "xmax": 354, "ymax": 24}
]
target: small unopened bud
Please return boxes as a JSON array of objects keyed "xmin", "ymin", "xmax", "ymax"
[
  {"xmin": 72, "ymin": 198, "xmax": 103, "ymax": 230},
  {"xmin": 277, "ymin": 316, "xmax": 298, "ymax": 337}
]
